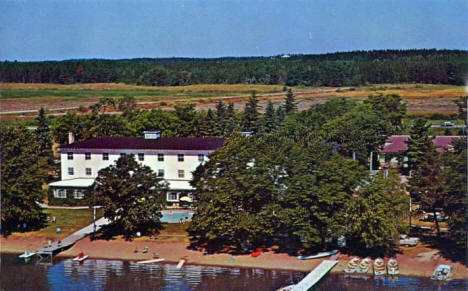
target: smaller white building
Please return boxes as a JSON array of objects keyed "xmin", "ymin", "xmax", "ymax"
[{"xmin": 49, "ymin": 131, "xmax": 224, "ymax": 206}]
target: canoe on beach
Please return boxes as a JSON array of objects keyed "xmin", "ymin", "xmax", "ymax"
[
  {"xmin": 136, "ymin": 258, "xmax": 165, "ymax": 264},
  {"xmin": 297, "ymin": 249, "xmax": 339, "ymax": 260},
  {"xmin": 19, "ymin": 250, "xmax": 35, "ymax": 259},
  {"xmin": 72, "ymin": 252, "xmax": 88, "ymax": 262}
]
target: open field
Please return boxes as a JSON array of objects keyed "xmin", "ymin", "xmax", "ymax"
[{"xmin": 1, "ymin": 83, "xmax": 466, "ymax": 120}]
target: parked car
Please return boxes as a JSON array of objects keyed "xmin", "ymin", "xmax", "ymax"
[
  {"xmin": 399, "ymin": 234, "xmax": 420, "ymax": 247},
  {"xmin": 422, "ymin": 211, "xmax": 447, "ymax": 222},
  {"xmin": 440, "ymin": 121, "xmax": 455, "ymax": 127}
]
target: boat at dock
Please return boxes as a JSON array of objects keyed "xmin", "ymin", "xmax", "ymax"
[
  {"xmin": 431, "ymin": 264, "xmax": 452, "ymax": 281},
  {"xmin": 297, "ymin": 249, "xmax": 338, "ymax": 260},
  {"xmin": 344, "ymin": 257, "xmax": 360, "ymax": 273},
  {"xmin": 357, "ymin": 257, "xmax": 372, "ymax": 273},
  {"xmin": 387, "ymin": 258, "xmax": 399, "ymax": 276},
  {"xmin": 373, "ymin": 258, "xmax": 386, "ymax": 276}
]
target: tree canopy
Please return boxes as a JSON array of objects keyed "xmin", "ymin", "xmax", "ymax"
[
  {"xmin": 1, "ymin": 125, "xmax": 46, "ymax": 234},
  {"xmin": 1, "ymin": 49, "xmax": 466, "ymax": 86},
  {"xmin": 88, "ymin": 154, "xmax": 168, "ymax": 238}
]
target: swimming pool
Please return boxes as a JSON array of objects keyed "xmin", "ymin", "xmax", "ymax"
[{"xmin": 160, "ymin": 210, "xmax": 194, "ymax": 223}]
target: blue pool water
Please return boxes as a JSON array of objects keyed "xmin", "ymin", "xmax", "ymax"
[{"xmin": 160, "ymin": 211, "xmax": 194, "ymax": 223}]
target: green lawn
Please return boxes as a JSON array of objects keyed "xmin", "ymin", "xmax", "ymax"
[{"xmin": 12, "ymin": 208, "xmax": 103, "ymax": 240}]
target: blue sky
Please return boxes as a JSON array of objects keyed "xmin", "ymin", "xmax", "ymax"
[{"xmin": 1, "ymin": 0, "xmax": 467, "ymax": 61}]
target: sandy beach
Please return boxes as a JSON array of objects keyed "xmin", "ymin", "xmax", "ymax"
[{"xmin": 3, "ymin": 236, "xmax": 467, "ymax": 280}]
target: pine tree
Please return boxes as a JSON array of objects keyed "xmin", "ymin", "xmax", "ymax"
[
  {"xmin": 442, "ymin": 138, "xmax": 467, "ymax": 247},
  {"xmin": 407, "ymin": 118, "xmax": 444, "ymax": 237},
  {"xmin": 284, "ymin": 88, "xmax": 297, "ymax": 114},
  {"xmin": 215, "ymin": 100, "xmax": 227, "ymax": 135},
  {"xmin": 261, "ymin": 101, "xmax": 276, "ymax": 134},
  {"xmin": 276, "ymin": 105, "xmax": 285, "ymax": 126},
  {"xmin": 201, "ymin": 109, "xmax": 219, "ymax": 137},
  {"xmin": 1, "ymin": 125, "xmax": 46, "ymax": 233},
  {"xmin": 35, "ymin": 107, "xmax": 52, "ymax": 163},
  {"xmin": 225, "ymin": 103, "xmax": 237, "ymax": 136},
  {"xmin": 243, "ymin": 91, "xmax": 260, "ymax": 132}
]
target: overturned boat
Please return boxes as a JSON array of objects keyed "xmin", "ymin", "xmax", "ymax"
[{"xmin": 431, "ymin": 264, "xmax": 452, "ymax": 281}]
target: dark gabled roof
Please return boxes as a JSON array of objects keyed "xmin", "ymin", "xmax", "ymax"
[
  {"xmin": 60, "ymin": 137, "xmax": 224, "ymax": 151},
  {"xmin": 381, "ymin": 135, "xmax": 461, "ymax": 153}
]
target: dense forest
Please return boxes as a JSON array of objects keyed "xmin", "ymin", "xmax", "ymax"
[{"xmin": 1, "ymin": 49, "xmax": 466, "ymax": 86}]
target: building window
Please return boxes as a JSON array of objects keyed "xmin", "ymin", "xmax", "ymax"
[
  {"xmin": 157, "ymin": 169, "xmax": 164, "ymax": 177},
  {"xmin": 73, "ymin": 189, "xmax": 85, "ymax": 199},
  {"xmin": 67, "ymin": 152, "xmax": 73, "ymax": 160},
  {"xmin": 158, "ymin": 153, "xmax": 164, "ymax": 161},
  {"xmin": 85, "ymin": 152, "xmax": 91, "ymax": 160},
  {"xmin": 55, "ymin": 189, "xmax": 67, "ymax": 198},
  {"xmin": 85, "ymin": 168, "xmax": 92, "ymax": 176},
  {"xmin": 198, "ymin": 154, "xmax": 205, "ymax": 162},
  {"xmin": 103, "ymin": 153, "xmax": 109, "ymax": 160},
  {"xmin": 168, "ymin": 192, "xmax": 178, "ymax": 201},
  {"xmin": 138, "ymin": 153, "xmax": 144, "ymax": 161},
  {"xmin": 178, "ymin": 170, "xmax": 185, "ymax": 178},
  {"xmin": 68, "ymin": 167, "xmax": 74, "ymax": 175},
  {"xmin": 178, "ymin": 154, "xmax": 184, "ymax": 162}
]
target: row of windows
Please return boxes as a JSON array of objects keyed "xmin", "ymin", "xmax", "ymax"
[
  {"xmin": 68, "ymin": 152, "xmax": 205, "ymax": 162},
  {"xmin": 67, "ymin": 168, "xmax": 186, "ymax": 178},
  {"xmin": 54, "ymin": 189, "xmax": 85, "ymax": 199}
]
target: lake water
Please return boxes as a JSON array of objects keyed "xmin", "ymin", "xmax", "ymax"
[{"xmin": 1, "ymin": 254, "xmax": 467, "ymax": 291}]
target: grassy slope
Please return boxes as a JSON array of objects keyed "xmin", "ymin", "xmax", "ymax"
[{"xmin": 10, "ymin": 208, "xmax": 103, "ymax": 240}]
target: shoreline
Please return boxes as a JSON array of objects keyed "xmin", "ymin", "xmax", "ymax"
[{"xmin": 2, "ymin": 236, "xmax": 467, "ymax": 280}]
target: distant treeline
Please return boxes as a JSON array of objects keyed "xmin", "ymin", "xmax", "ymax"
[{"xmin": 1, "ymin": 49, "xmax": 467, "ymax": 86}]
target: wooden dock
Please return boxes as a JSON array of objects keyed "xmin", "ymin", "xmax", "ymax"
[
  {"xmin": 291, "ymin": 260, "xmax": 338, "ymax": 291},
  {"xmin": 36, "ymin": 217, "xmax": 110, "ymax": 261}
]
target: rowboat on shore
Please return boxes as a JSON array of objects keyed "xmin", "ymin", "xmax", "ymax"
[
  {"xmin": 251, "ymin": 248, "xmax": 263, "ymax": 257},
  {"xmin": 297, "ymin": 249, "xmax": 338, "ymax": 260},
  {"xmin": 19, "ymin": 250, "xmax": 35, "ymax": 259},
  {"xmin": 387, "ymin": 258, "xmax": 399, "ymax": 275},
  {"xmin": 136, "ymin": 258, "xmax": 165, "ymax": 264},
  {"xmin": 373, "ymin": 258, "xmax": 386, "ymax": 276},
  {"xmin": 276, "ymin": 284, "xmax": 295, "ymax": 291},
  {"xmin": 357, "ymin": 257, "xmax": 372, "ymax": 273},
  {"xmin": 344, "ymin": 258, "xmax": 360, "ymax": 273},
  {"xmin": 72, "ymin": 252, "xmax": 88, "ymax": 262},
  {"xmin": 431, "ymin": 264, "xmax": 452, "ymax": 281}
]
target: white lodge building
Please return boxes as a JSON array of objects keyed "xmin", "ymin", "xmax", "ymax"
[{"xmin": 48, "ymin": 131, "xmax": 224, "ymax": 206}]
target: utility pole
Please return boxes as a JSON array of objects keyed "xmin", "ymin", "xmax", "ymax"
[
  {"xmin": 409, "ymin": 197, "xmax": 412, "ymax": 233},
  {"xmin": 93, "ymin": 193, "xmax": 96, "ymax": 239},
  {"xmin": 369, "ymin": 151, "xmax": 373, "ymax": 172}
]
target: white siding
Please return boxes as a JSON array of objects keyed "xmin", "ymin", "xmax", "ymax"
[{"xmin": 60, "ymin": 150, "xmax": 210, "ymax": 183}]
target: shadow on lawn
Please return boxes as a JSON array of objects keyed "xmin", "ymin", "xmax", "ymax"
[{"xmin": 91, "ymin": 224, "xmax": 122, "ymax": 241}]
